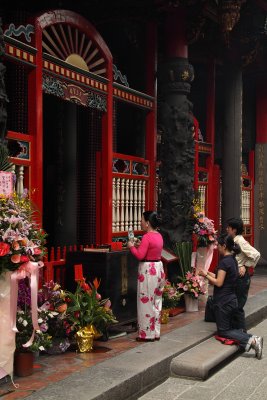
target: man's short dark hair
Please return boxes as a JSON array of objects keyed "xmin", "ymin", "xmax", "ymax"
[{"xmin": 227, "ymin": 217, "xmax": 244, "ymax": 235}]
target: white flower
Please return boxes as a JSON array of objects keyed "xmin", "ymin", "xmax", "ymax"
[
  {"xmin": 22, "ymin": 320, "xmax": 28, "ymax": 327},
  {"xmin": 51, "ymin": 311, "xmax": 58, "ymax": 316},
  {"xmin": 48, "ymin": 313, "xmax": 55, "ymax": 318},
  {"xmin": 39, "ymin": 346, "xmax": 45, "ymax": 351},
  {"xmin": 38, "ymin": 318, "xmax": 43, "ymax": 323},
  {"xmin": 18, "ymin": 317, "xmax": 23, "ymax": 323}
]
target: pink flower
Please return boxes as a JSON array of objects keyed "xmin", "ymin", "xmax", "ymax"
[
  {"xmin": 34, "ymin": 248, "xmax": 42, "ymax": 255},
  {"xmin": 138, "ymin": 273, "xmax": 145, "ymax": 282},
  {"xmin": 104, "ymin": 300, "xmax": 111, "ymax": 309},
  {"xmin": 140, "ymin": 296, "xmax": 149, "ymax": 303},
  {"xmin": 148, "ymin": 266, "xmax": 157, "ymax": 275}
]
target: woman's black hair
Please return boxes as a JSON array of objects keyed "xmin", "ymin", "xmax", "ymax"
[
  {"xmin": 217, "ymin": 233, "xmax": 241, "ymax": 256},
  {"xmin": 143, "ymin": 211, "xmax": 161, "ymax": 229}
]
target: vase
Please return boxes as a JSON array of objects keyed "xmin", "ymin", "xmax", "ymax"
[
  {"xmin": 184, "ymin": 294, "xmax": 199, "ymax": 312},
  {"xmin": 14, "ymin": 351, "xmax": 34, "ymax": 377},
  {"xmin": 76, "ymin": 326, "xmax": 95, "ymax": 352},
  {"xmin": 160, "ymin": 308, "xmax": 170, "ymax": 324}
]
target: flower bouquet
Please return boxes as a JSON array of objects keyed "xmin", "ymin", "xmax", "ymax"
[
  {"xmin": 16, "ymin": 309, "xmax": 52, "ymax": 353},
  {"xmin": 38, "ymin": 280, "xmax": 70, "ymax": 354},
  {"xmin": 64, "ymin": 278, "xmax": 118, "ymax": 352},
  {"xmin": 162, "ymin": 280, "xmax": 182, "ymax": 309},
  {"xmin": 0, "ymin": 193, "xmax": 47, "ymax": 380},
  {"xmin": 0, "ymin": 193, "xmax": 47, "ymax": 276},
  {"xmin": 193, "ymin": 211, "xmax": 217, "ymax": 248},
  {"xmin": 177, "ymin": 271, "xmax": 206, "ymax": 299}
]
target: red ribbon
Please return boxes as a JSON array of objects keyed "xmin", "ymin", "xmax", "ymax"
[{"xmin": 10, "ymin": 261, "xmax": 43, "ymax": 348}]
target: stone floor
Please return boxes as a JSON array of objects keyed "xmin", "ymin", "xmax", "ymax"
[{"xmin": 1, "ymin": 274, "xmax": 266, "ymax": 400}]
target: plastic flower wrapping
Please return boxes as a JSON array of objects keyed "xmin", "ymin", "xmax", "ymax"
[
  {"xmin": 193, "ymin": 211, "xmax": 217, "ymax": 248},
  {"xmin": 177, "ymin": 271, "xmax": 206, "ymax": 299},
  {"xmin": 0, "ymin": 193, "xmax": 47, "ymax": 275}
]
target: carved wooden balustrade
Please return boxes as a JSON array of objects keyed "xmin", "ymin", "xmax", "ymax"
[{"xmin": 112, "ymin": 153, "xmax": 149, "ymax": 235}]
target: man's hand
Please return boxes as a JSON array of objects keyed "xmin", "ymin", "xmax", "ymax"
[{"xmin": 239, "ymin": 265, "xmax": 246, "ymax": 277}]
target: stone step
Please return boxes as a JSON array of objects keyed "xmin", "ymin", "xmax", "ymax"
[{"xmin": 170, "ymin": 336, "xmax": 240, "ymax": 380}]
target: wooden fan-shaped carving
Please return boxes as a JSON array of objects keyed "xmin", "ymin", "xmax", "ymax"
[{"xmin": 42, "ymin": 24, "xmax": 107, "ymax": 76}]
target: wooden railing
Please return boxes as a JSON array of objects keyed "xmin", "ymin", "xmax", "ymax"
[{"xmin": 112, "ymin": 153, "xmax": 149, "ymax": 234}]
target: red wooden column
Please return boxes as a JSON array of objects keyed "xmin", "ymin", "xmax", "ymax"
[
  {"xmin": 28, "ymin": 21, "xmax": 43, "ymax": 221},
  {"xmin": 165, "ymin": 7, "xmax": 188, "ymax": 58},
  {"xmin": 101, "ymin": 59, "xmax": 113, "ymax": 244},
  {"xmin": 145, "ymin": 21, "xmax": 157, "ymax": 210}
]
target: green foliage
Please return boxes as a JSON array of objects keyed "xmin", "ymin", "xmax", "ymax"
[
  {"xmin": 64, "ymin": 280, "xmax": 118, "ymax": 335},
  {"xmin": 16, "ymin": 310, "xmax": 52, "ymax": 353},
  {"xmin": 173, "ymin": 241, "xmax": 193, "ymax": 279}
]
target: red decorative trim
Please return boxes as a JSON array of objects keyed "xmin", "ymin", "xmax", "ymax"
[
  {"xmin": 113, "ymin": 86, "xmax": 153, "ymax": 109},
  {"xmin": 5, "ymin": 42, "xmax": 36, "ymax": 65},
  {"xmin": 43, "ymin": 59, "xmax": 108, "ymax": 93}
]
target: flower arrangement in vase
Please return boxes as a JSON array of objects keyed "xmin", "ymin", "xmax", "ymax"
[
  {"xmin": 0, "ymin": 192, "xmax": 47, "ymax": 276},
  {"xmin": 63, "ymin": 278, "xmax": 118, "ymax": 352},
  {"xmin": 193, "ymin": 211, "xmax": 217, "ymax": 248},
  {"xmin": 177, "ymin": 271, "xmax": 206, "ymax": 299}
]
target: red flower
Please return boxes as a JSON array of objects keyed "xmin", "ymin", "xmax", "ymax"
[
  {"xmin": 138, "ymin": 273, "xmax": 145, "ymax": 282},
  {"xmin": 20, "ymin": 255, "xmax": 30, "ymax": 263},
  {"xmin": 0, "ymin": 242, "xmax": 10, "ymax": 257},
  {"xmin": 140, "ymin": 296, "xmax": 149, "ymax": 303}
]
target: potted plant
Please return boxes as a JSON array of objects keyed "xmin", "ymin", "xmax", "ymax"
[
  {"xmin": 64, "ymin": 278, "xmax": 118, "ymax": 352},
  {"xmin": 15, "ymin": 309, "xmax": 52, "ymax": 377},
  {"xmin": 38, "ymin": 281, "xmax": 71, "ymax": 354},
  {"xmin": 161, "ymin": 281, "xmax": 182, "ymax": 323},
  {"xmin": 177, "ymin": 271, "xmax": 206, "ymax": 312}
]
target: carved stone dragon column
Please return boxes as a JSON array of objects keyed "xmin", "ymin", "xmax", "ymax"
[{"xmin": 158, "ymin": 8, "xmax": 195, "ymax": 247}]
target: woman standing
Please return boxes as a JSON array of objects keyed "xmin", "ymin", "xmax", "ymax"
[
  {"xmin": 128, "ymin": 211, "xmax": 165, "ymax": 342},
  {"xmin": 199, "ymin": 234, "xmax": 263, "ymax": 359}
]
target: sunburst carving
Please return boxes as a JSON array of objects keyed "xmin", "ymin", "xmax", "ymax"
[{"xmin": 42, "ymin": 24, "xmax": 107, "ymax": 76}]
